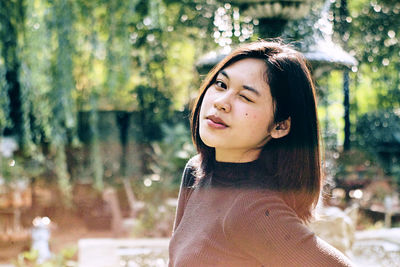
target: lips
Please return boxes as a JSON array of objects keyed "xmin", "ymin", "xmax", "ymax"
[{"xmin": 206, "ymin": 115, "xmax": 228, "ymax": 129}]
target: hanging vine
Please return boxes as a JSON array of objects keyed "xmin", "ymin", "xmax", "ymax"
[
  {"xmin": 0, "ymin": 0, "xmax": 221, "ymax": 192},
  {"xmin": 0, "ymin": 0, "xmax": 26, "ymax": 144},
  {"xmin": 18, "ymin": 0, "xmax": 53, "ymax": 155},
  {"xmin": 47, "ymin": 0, "xmax": 78, "ymax": 198},
  {"xmin": 0, "ymin": 67, "xmax": 10, "ymax": 136}
]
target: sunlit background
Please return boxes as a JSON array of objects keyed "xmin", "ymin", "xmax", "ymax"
[{"xmin": 0, "ymin": 0, "xmax": 399, "ymax": 266}]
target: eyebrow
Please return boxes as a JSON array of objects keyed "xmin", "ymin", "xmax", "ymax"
[{"xmin": 219, "ymin": 70, "xmax": 261, "ymax": 96}]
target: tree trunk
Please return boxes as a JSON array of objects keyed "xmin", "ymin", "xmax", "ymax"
[
  {"xmin": 0, "ymin": 0, "xmax": 25, "ymax": 142},
  {"xmin": 116, "ymin": 112, "xmax": 137, "ymax": 217}
]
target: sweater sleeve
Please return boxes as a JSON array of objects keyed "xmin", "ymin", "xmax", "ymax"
[
  {"xmin": 223, "ymin": 191, "xmax": 354, "ymax": 267},
  {"xmin": 172, "ymin": 158, "xmax": 196, "ymax": 233}
]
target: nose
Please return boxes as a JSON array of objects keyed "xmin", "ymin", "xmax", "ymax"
[{"xmin": 214, "ymin": 93, "xmax": 231, "ymax": 112}]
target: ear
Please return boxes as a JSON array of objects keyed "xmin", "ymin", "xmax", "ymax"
[{"xmin": 271, "ymin": 117, "xmax": 291, "ymax": 139}]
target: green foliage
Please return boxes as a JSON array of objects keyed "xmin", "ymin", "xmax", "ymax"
[
  {"xmin": 150, "ymin": 121, "xmax": 196, "ymax": 186},
  {"xmin": 334, "ymin": 149, "xmax": 384, "ymax": 183},
  {"xmin": 281, "ymin": 1, "xmax": 324, "ymax": 49},
  {"xmin": 0, "ymin": 0, "xmax": 221, "ymax": 189},
  {"xmin": 1, "ymin": 154, "xmax": 45, "ymax": 184},
  {"xmin": 356, "ymin": 110, "xmax": 400, "ymax": 146},
  {"xmin": 54, "ymin": 144, "xmax": 72, "ymax": 202},
  {"xmin": 284, "ymin": 0, "xmax": 400, "ymax": 154},
  {"xmin": 88, "ymin": 102, "xmax": 103, "ymax": 190},
  {"xmin": 0, "ymin": 67, "xmax": 10, "ymax": 133},
  {"xmin": 133, "ymin": 85, "xmax": 172, "ymax": 143},
  {"xmin": 356, "ymin": 109, "xmax": 400, "ymax": 184},
  {"xmin": 3, "ymin": 0, "xmax": 398, "ymax": 194},
  {"xmin": 316, "ymin": 70, "xmax": 347, "ymax": 148},
  {"xmin": 18, "ymin": 0, "xmax": 53, "ymax": 148},
  {"xmin": 0, "ymin": 0, "xmax": 27, "ymax": 146},
  {"xmin": 1, "ymin": 157, "xmax": 25, "ymax": 183},
  {"xmin": 130, "ymin": 200, "xmax": 176, "ymax": 238},
  {"xmin": 332, "ymin": 0, "xmax": 400, "ymax": 111},
  {"xmin": 47, "ymin": 0, "xmax": 78, "ymax": 143},
  {"xmin": 72, "ymin": 0, "xmax": 218, "ymax": 111},
  {"xmin": 0, "ymin": 0, "xmax": 79, "ymax": 197},
  {"xmin": 127, "ymin": 120, "xmax": 195, "ymax": 236},
  {"xmin": 13, "ymin": 247, "xmax": 77, "ymax": 267},
  {"xmin": 343, "ymin": 0, "xmax": 400, "ymax": 68}
]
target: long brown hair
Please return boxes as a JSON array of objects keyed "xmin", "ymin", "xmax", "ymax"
[{"xmin": 191, "ymin": 41, "xmax": 322, "ymax": 222}]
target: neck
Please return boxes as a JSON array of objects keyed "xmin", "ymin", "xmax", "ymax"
[
  {"xmin": 211, "ymin": 157, "xmax": 264, "ymax": 188},
  {"xmin": 215, "ymin": 148, "xmax": 261, "ymax": 163}
]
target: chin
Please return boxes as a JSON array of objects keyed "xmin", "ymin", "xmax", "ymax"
[
  {"xmin": 201, "ymin": 138, "xmax": 228, "ymax": 150},
  {"xmin": 199, "ymin": 133, "xmax": 216, "ymax": 148},
  {"xmin": 199, "ymin": 136, "xmax": 213, "ymax": 148}
]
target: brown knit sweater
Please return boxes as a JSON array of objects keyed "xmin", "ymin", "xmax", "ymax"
[{"xmin": 168, "ymin": 158, "xmax": 354, "ymax": 267}]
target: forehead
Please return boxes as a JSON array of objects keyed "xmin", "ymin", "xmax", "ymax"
[{"xmin": 221, "ymin": 58, "xmax": 267, "ymax": 83}]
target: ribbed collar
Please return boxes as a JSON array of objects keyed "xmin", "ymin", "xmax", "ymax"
[{"xmin": 211, "ymin": 159, "xmax": 265, "ymax": 187}]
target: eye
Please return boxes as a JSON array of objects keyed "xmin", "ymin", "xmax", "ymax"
[
  {"xmin": 240, "ymin": 94, "xmax": 253, "ymax": 103},
  {"xmin": 215, "ymin": 80, "xmax": 227, "ymax": 90}
]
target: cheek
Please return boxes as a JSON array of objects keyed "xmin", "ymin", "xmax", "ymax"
[
  {"xmin": 244, "ymin": 112, "xmax": 257, "ymax": 120},
  {"xmin": 200, "ymin": 92, "xmax": 213, "ymax": 111},
  {"xmin": 242, "ymin": 110, "xmax": 261, "ymax": 121},
  {"xmin": 199, "ymin": 97, "xmax": 210, "ymax": 116},
  {"xmin": 243, "ymin": 110, "xmax": 271, "ymax": 131}
]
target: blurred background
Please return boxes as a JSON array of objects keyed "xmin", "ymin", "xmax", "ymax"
[{"xmin": 0, "ymin": 0, "xmax": 399, "ymax": 266}]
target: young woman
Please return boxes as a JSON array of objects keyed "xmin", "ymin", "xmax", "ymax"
[{"xmin": 168, "ymin": 41, "xmax": 354, "ymax": 266}]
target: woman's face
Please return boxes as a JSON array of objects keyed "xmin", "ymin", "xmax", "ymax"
[{"xmin": 199, "ymin": 58, "xmax": 276, "ymax": 162}]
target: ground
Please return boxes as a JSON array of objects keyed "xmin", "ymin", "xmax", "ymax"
[{"xmin": 0, "ymin": 210, "xmax": 116, "ymax": 265}]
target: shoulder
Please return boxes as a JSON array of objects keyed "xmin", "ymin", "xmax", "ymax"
[
  {"xmin": 223, "ymin": 191, "xmax": 355, "ymax": 266},
  {"xmin": 223, "ymin": 190, "xmax": 312, "ymax": 254},
  {"xmin": 186, "ymin": 154, "xmax": 201, "ymax": 169},
  {"xmin": 181, "ymin": 155, "xmax": 200, "ymax": 188},
  {"xmin": 225, "ymin": 190, "xmax": 299, "ymax": 221},
  {"xmin": 223, "ymin": 190, "xmax": 306, "ymax": 239}
]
